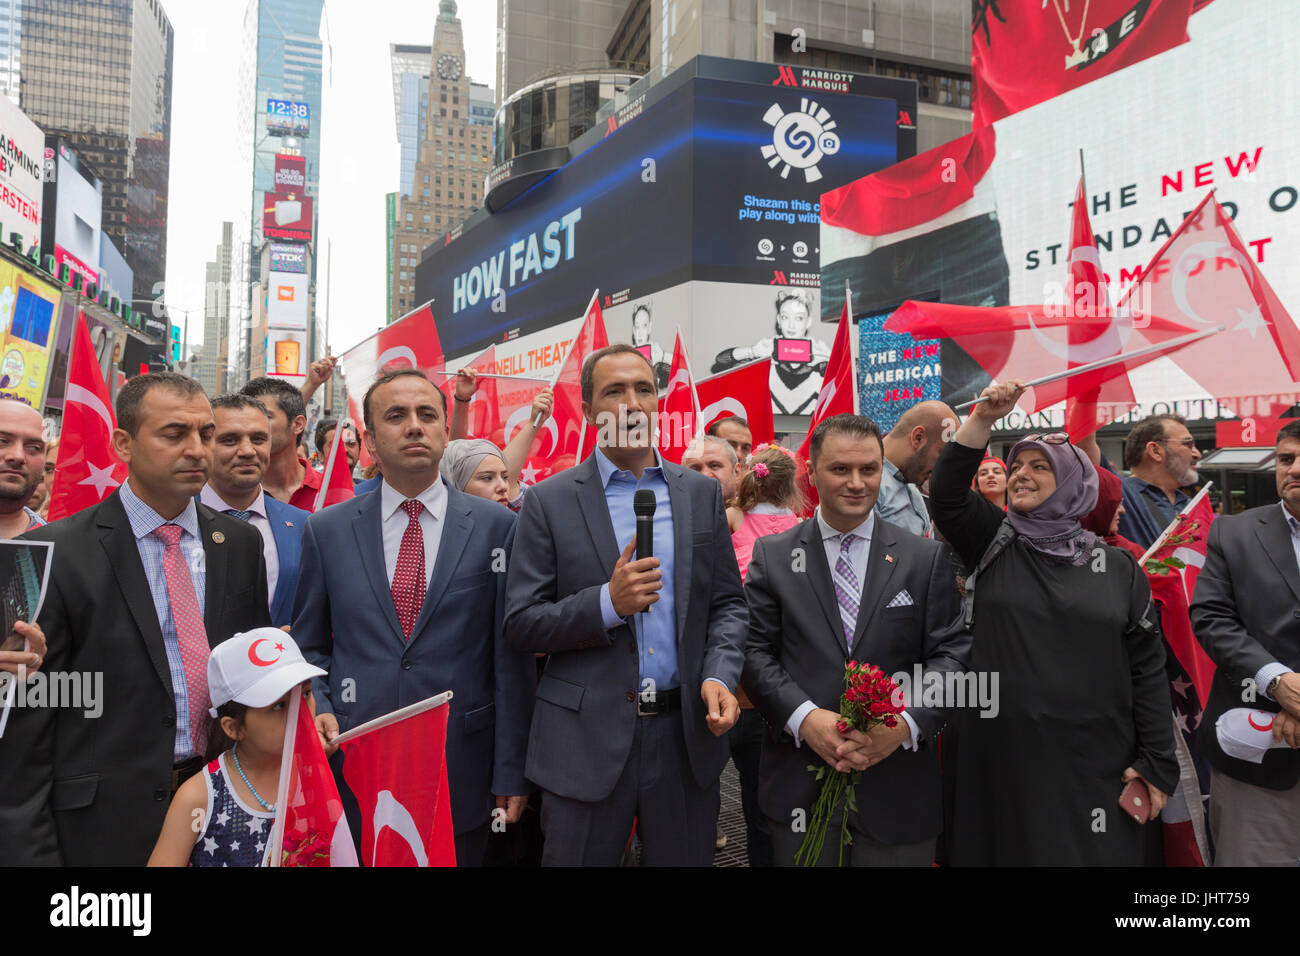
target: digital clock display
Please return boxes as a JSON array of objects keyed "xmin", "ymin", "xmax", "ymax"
[{"xmin": 266, "ymin": 98, "xmax": 310, "ymax": 135}]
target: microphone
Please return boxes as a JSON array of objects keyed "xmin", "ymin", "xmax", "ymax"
[{"xmin": 633, "ymin": 489, "xmax": 656, "ymax": 614}]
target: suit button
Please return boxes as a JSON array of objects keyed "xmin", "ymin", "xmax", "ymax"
[
  {"xmin": 153, "ymin": 789, "xmax": 166, "ymax": 801},
  {"xmin": 162, "ymin": 714, "xmax": 175, "ymax": 728},
  {"xmin": 1293, "ymin": 609, "xmax": 1300, "ymax": 619},
  {"xmin": 402, "ymin": 660, "xmax": 414, "ymax": 671},
  {"xmin": 625, "ymin": 691, "xmax": 636, "ymax": 703}
]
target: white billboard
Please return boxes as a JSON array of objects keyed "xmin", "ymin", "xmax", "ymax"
[
  {"xmin": 0, "ymin": 97, "xmax": 45, "ymax": 239},
  {"xmin": 266, "ymin": 271, "xmax": 308, "ymax": 330}
]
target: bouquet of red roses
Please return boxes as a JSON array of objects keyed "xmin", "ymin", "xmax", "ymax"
[{"xmin": 795, "ymin": 660, "xmax": 906, "ymax": 866}]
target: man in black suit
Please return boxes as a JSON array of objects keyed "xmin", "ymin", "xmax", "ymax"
[
  {"xmin": 505, "ymin": 344, "xmax": 749, "ymax": 866},
  {"xmin": 0, "ymin": 372, "xmax": 270, "ymax": 866},
  {"xmin": 743, "ymin": 413, "xmax": 971, "ymax": 866},
  {"xmin": 1190, "ymin": 419, "xmax": 1300, "ymax": 866}
]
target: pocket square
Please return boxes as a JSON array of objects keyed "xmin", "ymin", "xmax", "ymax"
[{"xmin": 887, "ymin": 589, "xmax": 914, "ymax": 608}]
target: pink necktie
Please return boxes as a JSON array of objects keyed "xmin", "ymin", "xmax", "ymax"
[
  {"xmin": 392, "ymin": 500, "xmax": 425, "ymax": 641},
  {"xmin": 154, "ymin": 523, "xmax": 211, "ymax": 754}
]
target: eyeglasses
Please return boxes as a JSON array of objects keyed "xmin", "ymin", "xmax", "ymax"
[
  {"xmin": 1021, "ymin": 432, "xmax": 1071, "ymax": 445},
  {"xmin": 1158, "ymin": 438, "xmax": 1198, "ymax": 449}
]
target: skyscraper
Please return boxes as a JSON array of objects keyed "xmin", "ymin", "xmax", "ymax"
[
  {"xmin": 198, "ymin": 221, "xmax": 236, "ymax": 397},
  {"xmin": 390, "ymin": 1, "xmax": 492, "ymax": 322},
  {"xmin": 391, "ymin": 43, "xmax": 431, "ymax": 198},
  {"xmin": 17, "ymin": 0, "xmax": 174, "ymax": 304}
]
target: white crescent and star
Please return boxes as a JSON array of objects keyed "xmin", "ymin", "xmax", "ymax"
[{"xmin": 77, "ymin": 460, "xmax": 121, "ymax": 499}]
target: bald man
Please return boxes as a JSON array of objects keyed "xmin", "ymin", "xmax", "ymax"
[
  {"xmin": 0, "ymin": 399, "xmax": 47, "ymax": 538},
  {"xmin": 876, "ymin": 401, "xmax": 957, "ymax": 538}
]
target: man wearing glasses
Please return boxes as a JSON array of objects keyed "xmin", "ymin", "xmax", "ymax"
[{"xmin": 1110, "ymin": 414, "xmax": 1203, "ymax": 549}]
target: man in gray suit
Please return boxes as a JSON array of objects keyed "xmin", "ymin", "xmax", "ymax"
[
  {"xmin": 1190, "ymin": 419, "xmax": 1300, "ymax": 865},
  {"xmin": 505, "ymin": 344, "xmax": 749, "ymax": 866},
  {"xmin": 744, "ymin": 414, "xmax": 971, "ymax": 866}
]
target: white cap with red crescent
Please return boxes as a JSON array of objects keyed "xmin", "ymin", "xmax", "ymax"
[{"xmin": 207, "ymin": 627, "xmax": 326, "ymax": 716}]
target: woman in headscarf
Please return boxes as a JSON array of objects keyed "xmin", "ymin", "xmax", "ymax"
[
  {"xmin": 928, "ymin": 380, "xmax": 1178, "ymax": 865},
  {"xmin": 441, "ymin": 438, "xmax": 521, "ymax": 509},
  {"xmin": 971, "ymin": 454, "xmax": 1007, "ymax": 510}
]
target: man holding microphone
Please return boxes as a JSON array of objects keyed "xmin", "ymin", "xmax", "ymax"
[{"xmin": 505, "ymin": 344, "xmax": 749, "ymax": 866}]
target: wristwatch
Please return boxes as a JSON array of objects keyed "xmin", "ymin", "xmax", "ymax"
[{"xmin": 1266, "ymin": 675, "xmax": 1283, "ymax": 698}]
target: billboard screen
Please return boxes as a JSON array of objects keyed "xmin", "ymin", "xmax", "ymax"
[
  {"xmin": 0, "ymin": 262, "xmax": 62, "ymax": 408},
  {"xmin": 414, "ymin": 58, "xmax": 912, "ymax": 421},
  {"xmin": 266, "ymin": 270, "xmax": 308, "ymax": 330},
  {"xmin": 269, "ymin": 242, "xmax": 307, "ymax": 274},
  {"xmin": 262, "ymin": 192, "xmax": 313, "ymax": 243},
  {"xmin": 266, "ymin": 328, "xmax": 308, "ymax": 379},
  {"xmin": 0, "ymin": 98, "xmax": 43, "ymax": 240},
  {"xmin": 42, "ymin": 141, "xmax": 102, "ymax": 287},
  {"xmin": 821, "ymin": 0, "xmax": 1300, "ymax": 429},
  {"xmin": 266, "ymin": 97, "xmax": 309, "ymax": 136},
  {"xmin": 273, "ymin": 154, "xmax": 307, "ymax": 191}
]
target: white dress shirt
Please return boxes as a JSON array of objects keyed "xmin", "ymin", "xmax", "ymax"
[
  {"xmin": 1257, "ymin": 502, "xmax": 1300, "ymax": 700},
  {"xmin": 379, "ymin": 476, "xmax": 448, "ymax": 589},
  {"xmin": 200, "ymin": 485, "xmax": 279, "ymax": 605},
  {"xmin": 786, "ymin": 507, "xmax": 920, "ymax": 751}
]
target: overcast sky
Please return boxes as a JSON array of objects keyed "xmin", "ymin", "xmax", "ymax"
[{"xmin": 162, "ymin": 0, "xmax": 497, "ymax": 360}]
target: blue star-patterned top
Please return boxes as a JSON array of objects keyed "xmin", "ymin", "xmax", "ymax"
[{"xmin": 189, "ymin": 754, "xmax": 275, "ymax": 867}]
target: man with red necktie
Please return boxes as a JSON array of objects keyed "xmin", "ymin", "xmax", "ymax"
[
  {"xmin": 292, "ymin": 368, "xmax": 534, "ymax": 867},
  {"xmin": 0, "ymin": 373, "xmax": 270, "ymax": 866}
]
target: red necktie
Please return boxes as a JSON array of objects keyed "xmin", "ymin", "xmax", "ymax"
[
  {"xmin": 391, "ymin": 499, "xmax": 425, "ymax": 641},
  {"xmin": 154, "ymin": 523, "xmax": 211, "ymax": 754}
]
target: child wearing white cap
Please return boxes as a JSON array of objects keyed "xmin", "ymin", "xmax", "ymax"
[{"xmin": 147, "ymin": 628, "xmax": 326, "ymax": 867}]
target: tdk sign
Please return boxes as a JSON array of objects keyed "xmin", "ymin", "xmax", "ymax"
[{"xmin": 452, "ymin": 207, "xmax": 583, "ymax": 313}]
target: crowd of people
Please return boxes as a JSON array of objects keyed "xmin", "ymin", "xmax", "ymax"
[{"xmin": 0, "ymin": 344, "xmax": 1297, "ymax": 868}]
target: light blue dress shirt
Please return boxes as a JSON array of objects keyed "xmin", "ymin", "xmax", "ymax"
[
  {"xmin": 119, "ymin": 479, "xmax": 207, "ymax": 761},
  {"xmin": 594, "ymin": 447, "xmax": 680, "ymax": 692},
  {"xmin": 875, "ymin": 458, "xmax": 931, "ymax": 537}
]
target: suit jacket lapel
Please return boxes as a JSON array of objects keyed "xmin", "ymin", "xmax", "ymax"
[
  {"xmin": 576, "ymin": 455, "xmax": 620, "ymax": 580},
  {"xmin": 97, "ymin": 495, "xmax": 173, "ymax": 696},
  {"xmin": 802, "ymin": 520, "xmax": 850, "ymax": 660},
  {"xmin": 665, "ymin": 463, "xmax": 692, "ymax": 642},
  {"xmin": 1257, "ymin": 507, "xmax": 1300, "ymax": 605},
  {"xmin": 351, "ymin": 491, "xmax": 406, "ymax": 647},
  {"xmin": 267, "ymin": 506, "xmax": 296, "ymax": 613},
  {"xmin": 851, "ymin": 520, "xmax": 899, "ymax": 652},
  {"xmin": 197, "ymin": 506, "xmax": 229, "ymax": 642},
  {"xmin": 408, "ymin": 482, "xmax": 473, "ymax": 643}
]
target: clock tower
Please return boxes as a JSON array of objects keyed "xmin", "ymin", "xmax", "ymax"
[{"xmin": 390, "ymin": 0, "xmax": 492, "ymax": 322}]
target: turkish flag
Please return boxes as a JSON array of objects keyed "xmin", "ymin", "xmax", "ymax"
[
  {"xmin": 268, "ymin": 687, "xmax": 358, "ymax": 867},
  {"xmin": 657, "ymin": 331, "xmax": 700, "ymax": 464},
  {"xmin": 795, "ymin": 298, "xmax": 856, "ymax": 512},
  {"xmin": 336, "ymin": 693, "xmax": 456, "ymax": 867},
  {"xmin": 1062, "ymin": 175, "xmax": 1138, "ymax": 440},
  {"xmin": 339, "ymin": 302, "xmax": 445, "ymax": 467},
  {"xmin": 312, "ymin": 417, "xmax": 356, "ymax": 511},
  {"xmin": 1143, "ymin": 487, "xmax": 1217, "ymax": 706},
  {"xmin": 796, "ymin": 296, "xmax": 856, "ymax": 465},
  {"xmin": 441, "ymin": 345, "xmax": 500, "ymax": 440},
  {"xmin": 972, "ymin": 0, "xmax": 1195, "ymax": 127},
  {"xmin": 695, "ymin": 359, "xmax": 775, "ymax": 448},
  {"xmin": 522, "ymin": 291, "xmax": 607, "ymax": 483},
  {"xmin": 47, "ymin": 312, "xmax": 128, "ymax": 522},
  {"xmin": 1117, "ymin": 193, "xmax": 1300, "ymax": 421}
]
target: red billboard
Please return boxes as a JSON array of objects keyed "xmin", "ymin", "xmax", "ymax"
[
  {"xmin": 273, "ymin": 154, "xmax": 306, "ymax": 191},
  {"xmin": 262, "ymin": 191, "xmax": 313, "ymax": 242}
]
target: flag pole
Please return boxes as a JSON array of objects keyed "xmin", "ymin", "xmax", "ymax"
[
  {"xmin": 332, "ymin": 691, "xmax": 454, "ymax": 747},
  {"xmin": 952, "ymin": 325, "xmax": 1226, "ymax": 412},
  {"xmin": 1138, "ymin": 482, "xmax": 1214, "ymax": 566},
  {"xmin": 535, "ymin": 289, "xmax": 599, "ymax": 427},
  {"xmin": 845, "ymin": 279, "xmax": 858, "ymax": 415},
  {"xmin": 265, "ymin": 684, "xmax": 303, "ymax": 867}
]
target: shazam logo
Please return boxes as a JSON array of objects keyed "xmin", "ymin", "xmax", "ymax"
[{"xmin": 761, "ymin": 98, "xmax": 840, "ymax": 183}]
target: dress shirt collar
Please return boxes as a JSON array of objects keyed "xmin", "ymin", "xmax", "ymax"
[
  {"xmin": 815, "ymin": 506, "xmax": 875, "ymax": 545},
  {"xmin": 380, "ymin": 473, "xmax": 448, "ymax": 523},
  {"xmin": 1282, "ymin": 500, "xmax": 1300, "ymax": 535},
  {"xmin": 200, "ymin": 484, "xmax": 268, "ymax": 520},
  {"xmin": 121, "ymin": 477, "xmax": 200, "ymax": 541},
  {"xmin": 882, "ymin": 457, "xmax": 905, "ymax": 485},
  {"xmin": 594, "ymin": 445, "xmax": 666, "ymax": 488}
]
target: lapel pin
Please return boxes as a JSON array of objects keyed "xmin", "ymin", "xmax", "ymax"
[
  {"xmin": 211, "ymin": 531, "xmax": 226, "ymax": 544},
  {"xmin": 884, "ymin": 553, "xmax": 894, "ymax": 563},
  {"xmin": 285, "ymin": 521, "xmax": 294, "ymax": 527}
]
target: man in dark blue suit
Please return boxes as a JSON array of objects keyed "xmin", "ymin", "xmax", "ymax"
[
  {"xmin": 505, "ymin": 345, "xmax": 749, "ymax": 866},
  {"xmin": 293, "ymin": 368, "xmax": 534, "ymax": 866},
  {"xmin": 200, "ymin": 394, "xmax": 310, "ymax": 627}
]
